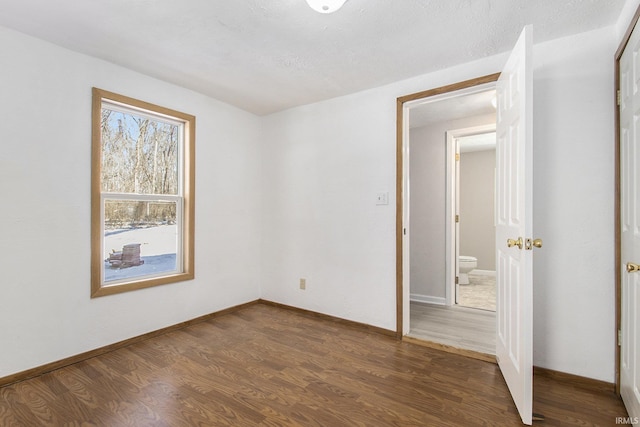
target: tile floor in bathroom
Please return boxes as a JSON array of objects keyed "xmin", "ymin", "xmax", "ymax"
[{"xmin": 458, "ymin": 272, "xmax": 496, "ymax": 311}]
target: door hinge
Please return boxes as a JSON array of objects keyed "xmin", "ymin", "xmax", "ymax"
[
  {"xmin": 617, "ymin": 89, "xmax": 621, "ymax": 106},
  {"xmin": 455, "ymin": 153, "xmax": 460, "ymax": 161},
  {"xmin": 403, "ymin": 228, "xmax": 406, "ymax": 235},
  {"xmin": 618, "ymin": 329, "xmax": 622, "ymax": 346},
  {"xmin": 455, "ymin": 276, "xmax": 459, "ymax": 284},
  {"xmin": 455, "ymin": 215, "xmax": 459, "ymax": 223}
]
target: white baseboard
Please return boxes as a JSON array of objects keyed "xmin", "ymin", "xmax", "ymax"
[
  {"xmin": 410, "ymin": 294, "xmax": 446, "ymax": 305},
  {"xmin": 471, "ymin": 269, "xmax": 496, "ymax": 276}
]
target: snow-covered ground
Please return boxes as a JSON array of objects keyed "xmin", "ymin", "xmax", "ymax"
[{"xmin": 103, "ymin": 224, "xmax": 177, "ymax": 282}]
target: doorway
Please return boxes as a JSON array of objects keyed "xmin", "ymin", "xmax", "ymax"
[
  {"xmin": 398, "ymin": 77, "xmax": 499, "ymax": 356},
  {"xmin": 397, "ymin": 27, "xmax": 534, "ymax": 425},
  {"xmin": 447, "ymin": 126, "xmax": 497, "ymax": 312}
]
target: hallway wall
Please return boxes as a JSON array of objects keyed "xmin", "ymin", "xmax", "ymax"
[
  {"xmin": 409, "ymin": 114, "xmax": 495, "ymax": 304},
  {"xmin": 459, "ymin": 148, "xmax": 496, "ymax": 271}
]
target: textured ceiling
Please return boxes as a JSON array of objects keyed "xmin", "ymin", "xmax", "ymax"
[{"xmin": 0, "ymin": 0, "xmax": 625, "ymax": 115}]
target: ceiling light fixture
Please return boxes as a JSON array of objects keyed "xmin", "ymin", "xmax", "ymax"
[{"xmin": 305, "ymin": 0, "xmax": 347, "ymax": 14}]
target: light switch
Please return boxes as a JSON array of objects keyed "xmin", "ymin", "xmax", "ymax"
[{"xmin": 376, "ymin": 192, "xmax": 389, "ymax": 205}]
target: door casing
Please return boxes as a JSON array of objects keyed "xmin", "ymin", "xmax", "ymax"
[
  {"xmin": 445, "ymin": 124, "xmax": 496, "ymax": 306},
  {"xmin": 395, "ymin": 73, "xmax": 501, "ymax": 337}
]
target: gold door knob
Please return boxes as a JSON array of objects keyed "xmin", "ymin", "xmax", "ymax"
[
  {"xmin": 507, "ymin": 237, "xmax": 523, "ymax": 249},
  {"xmin": 627, "ymin": 262, "xmax": 640, "ymax": 273},
  {"xmin": 525, "ymin": 238, "xmax": 543, "ymax": 250}
]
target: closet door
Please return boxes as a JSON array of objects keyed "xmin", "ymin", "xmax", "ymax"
[{"xmin": 619, "ymin": 14, "xmax": 640, "ymax": 420}]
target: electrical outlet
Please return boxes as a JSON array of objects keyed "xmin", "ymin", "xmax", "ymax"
[{"xmin": 299, "ymin": 278, "xmax": 306, "ymax": 290}]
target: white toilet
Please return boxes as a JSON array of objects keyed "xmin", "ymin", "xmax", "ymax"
[{"xmin": 458, "ymin": 255, "xmax": 478, "ymax": 285}]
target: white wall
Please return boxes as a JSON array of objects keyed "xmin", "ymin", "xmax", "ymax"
[
  {"xmin": 259, "ymin": 92, "xmax": 398, "ymax": 327},
  {"xmin": 531, "ymin": 28, "xmax": 616, "ymax": 381},
  {"xmin": 261, "ymin": 27, "xmax": 618, "ymax": 382},
  {"xmin": 0, "ymin": 27, "xmax": 263, "ymax": 378}
]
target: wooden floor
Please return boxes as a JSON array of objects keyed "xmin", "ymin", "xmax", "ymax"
[
  {"xmin": 0, "ymin": 303, "xmax": 627, "ymax": 426},
  {"xmin": 410, "ymin": 301, "xmax": 496, "ymax": 355}
]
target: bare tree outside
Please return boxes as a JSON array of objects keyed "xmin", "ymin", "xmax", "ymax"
[{"xmin": 101, "ymin": 108, "xmax": 178, "ymax": 195}]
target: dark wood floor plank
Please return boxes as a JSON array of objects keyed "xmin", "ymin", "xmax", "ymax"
[{"xmin": 0, "ymin": 303, "xmax": 628, "ymax": 426}]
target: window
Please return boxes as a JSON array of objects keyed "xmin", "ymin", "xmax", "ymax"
[{"xmin": 91, "ymin": 88, "xmax": 195, "ymax": 297}]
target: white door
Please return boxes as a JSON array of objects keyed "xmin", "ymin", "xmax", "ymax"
[
  {"xmin": 495, "ymin": 25, "xmax": 534, "ymax": 425},
  {"xmin": 620, "ymin": 16, "xmax": 640, "ymax": 420}
]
